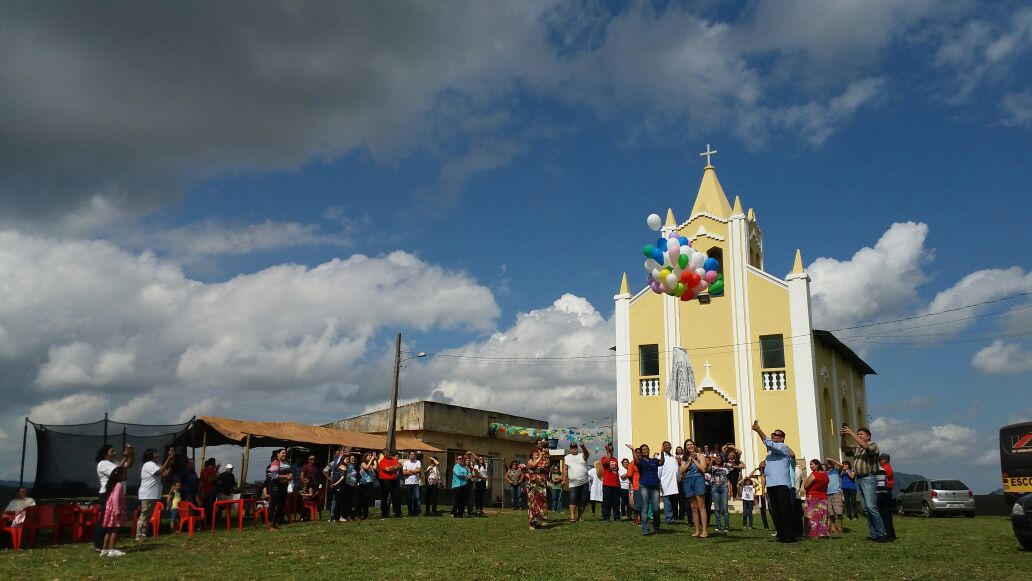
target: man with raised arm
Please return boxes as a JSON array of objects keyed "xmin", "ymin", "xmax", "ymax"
[{"xmin": 751, "ymin": 421, "xmax": 799, "ymax": 543}]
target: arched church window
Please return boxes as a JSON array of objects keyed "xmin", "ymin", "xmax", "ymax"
[{"xmin": 707, "ymin": 247, "xmax": 724, "ymax": 297}]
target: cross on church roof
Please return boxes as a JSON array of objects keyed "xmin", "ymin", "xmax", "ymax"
[
  {"xmin": 703, "ymin": 361, "xmax": 712, "ymax": 373},
  {"xmin": 700, "ymin": 144, "xmax": 717, "ymax": 167}
]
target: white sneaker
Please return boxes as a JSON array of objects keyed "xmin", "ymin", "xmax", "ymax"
[
  {"xmin": 109, "ymin": 549, "xmax": 125, "ymax": 557},
  {"xmin": 100, "ymin": 550, "xmax": 109, "ymax": 557}
]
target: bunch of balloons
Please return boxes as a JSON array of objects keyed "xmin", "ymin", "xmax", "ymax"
[{"xmin": 642, "ymin": 213, "xmax": 724, "ymax": 300}]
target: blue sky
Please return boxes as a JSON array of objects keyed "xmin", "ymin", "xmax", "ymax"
[{"xmin": 1, "ymin": 1, "xmax": 1029, "ymax": 492}]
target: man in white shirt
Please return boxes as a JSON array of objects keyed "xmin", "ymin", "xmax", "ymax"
[
  {"xmin": 658, "ymin": 441, "xmax": 679, "ymax": 527},
  {"xmin": 563, "ymin": 442, "xmax": 589, "ymax": 522},
  {"xmin": 5, "ymin": 487, "xmax": 35, "ymax": 513},
  {"xmin": 402, "ymin": 452, "xmax": 422, "ymax": 516},
  {"xmin": 136, "ymin": 448, "xmax": 174, "ymax": 541}
]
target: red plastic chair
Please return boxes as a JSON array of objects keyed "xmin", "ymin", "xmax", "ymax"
[
  {"xmin": 52, "ymin": 504, "xmax": 79, "ymax": 544},
  {"xmin": 2, "ymin": 513, "xmax": 22, "ymax": 550},
  {"xmin": 177, "ymin": 501, "xmax": 206, "ymax": 537},
  {"xmin": 24, "ymin": 505, "xmax": 56, "ymax": 547},
  {"xmin": 129, "ymin": 501, "xmax": 164, "ymax": 539},
  {"xmin": 75, "ymin": 505, "xmax": 99, "ymax": 543},
  {"xmin": 253, "ymin": 502, "xmax": 268, "ymax": 527}
]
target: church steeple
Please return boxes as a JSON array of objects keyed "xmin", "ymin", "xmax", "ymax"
[{"xmin": 690, "ymin": 146, "xmax": 733, "ymax": 219}]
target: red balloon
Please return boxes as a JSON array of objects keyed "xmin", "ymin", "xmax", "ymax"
[
  {"xmin": 680, "ymin": 290, "xmax": 694, "ymax": 301},
  {"xmin": 689, "ymin": 273, "xmax": 701, "ymax": 287},
  {"xmin": 679, "ymin": 270, "xmax": 692, "ymax": 283}
]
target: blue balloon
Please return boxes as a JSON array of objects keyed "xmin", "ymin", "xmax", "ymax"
[
  {"xmin": 651, "ymin": 248, "xmax": 665, "ymax": 263},
  {"xmin": 679, "ymin": 236, "xmax": 689, "ymax": 246},
  {"xmin": 703, "ymin": 257, "xmax": 719, "ymax": 271},
  {"xmin": 656, "ymin": 238, "xmax": 667, "ymax": 252}
]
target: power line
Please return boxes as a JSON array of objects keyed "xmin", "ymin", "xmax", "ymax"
[{"xmin": 415, "ymin": 291, "xmax": 1031, "ymax": 366}]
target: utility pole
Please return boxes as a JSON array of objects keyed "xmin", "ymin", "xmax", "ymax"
[{"xmin": 386, "ymin": 333, "xmax": 402, "ymax": 455}]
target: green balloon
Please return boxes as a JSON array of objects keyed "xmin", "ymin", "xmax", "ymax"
[
  {"xmin": 678, "ymin": 254, "xmax": 689, "ymax": 269},
  {"xmin": 710, "ymin": 280, "xmax": 724, "ymax": 294},
  {"xmin": 643, "ymin": 244, "xmax": 655, "ymax": 258},
  {"xmin": 675, "ymin": 283, "xmax": 685, "ymax": 296}
]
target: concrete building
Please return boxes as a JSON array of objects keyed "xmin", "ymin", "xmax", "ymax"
[
  {"xmin": 324, "ymin": 401, "xmax": 548, "ymax": 507},
  {"xmin": 614, "ymin": 156, "xmax": 876, "ymax": 471}
]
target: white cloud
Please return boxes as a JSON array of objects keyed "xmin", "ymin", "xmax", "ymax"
[
  {"xmin": 28, "ymin": 394, "xmax": 109, "ymax": 424},
  {"xmin": 808, "ymin": 221, "xmax": 932, "ymax": 330},
  {"xmin": 125, "ymin": 219, "xmax": 354, "ymax": 262},
  {"xmin": 870, "ymin": 416, "xmax": 980, "ymax": 464},
  {"xmin": 932, "ymin": 7, "xmax": 1032, "ymax": 110},
  {"xmin": 806, "ymin": 223, "xmax": 1032, "ymax": 357},
  {"xmin": 1000, "ymin": 88, "xmax": 1032, "ymax": 127},
  {"xmin": 758, "ymin": 77, "xmax": 887, "ymax": 146},
  {"xmin": 0, "ymin": 227, "xmax": 500, "ymax": 409},
  {"xmin": 972, "ymin": 340, "xmax": 1032, "ymax": 374},
  {"xmin": 415, "ymin": 294, "xmax": 616, "ymax": 427}
]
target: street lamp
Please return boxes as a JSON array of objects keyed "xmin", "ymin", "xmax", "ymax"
[{"xmin": 386, "ymin": 332, "xmax": 428, "ymax": 455}]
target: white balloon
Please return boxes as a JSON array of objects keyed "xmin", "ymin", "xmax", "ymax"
[
  {"xmin": 690, "ymin": 252, "xmax": 706, "ymax": 269},
  {"xmin": 695, "ymin": 267, "xmax": 706, "ymax": 277},
  {"xmin": 644, "ymin": 259, "xmax": 660, "ymax": 272},
  {"xmin": 647, "ymin": 213, "xmax": 662, "ymax": 231},
  {"xmin": 665, "ymin": 273, "xmax": 678, "ymax": 288},
  {"xmin": 651, "ymin": 268, "xmax": 662, "ymax": 282}
]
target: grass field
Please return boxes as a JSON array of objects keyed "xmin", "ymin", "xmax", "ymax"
[{"xmin": 0, "ymin": 508, "xmax": 1028, "ymax": 580}]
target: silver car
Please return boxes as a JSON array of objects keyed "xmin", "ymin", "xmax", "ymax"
[{"xmin": 896, "ymin": 479, "xmax": 976, "ymax": 517}]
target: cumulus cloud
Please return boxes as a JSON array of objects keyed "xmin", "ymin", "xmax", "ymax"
[
  {"xmin": 808, "ymin": 222, "xmax": 932, "ymax": 330},
  {"xmin": 411, "ymin": 294, "xmax": 616, "ymax": 427},
  {"xmin": 972, "ymin": 340, "xmax": 1032, "ymax": 374},
  {"xmin": 28, "ymin": 394, "xmax": 109, "ymax": 425},
  {"xmin": 0, "ymin": 228, "xmax": 623, "ymax": 479},
  {"xmin": 870, "ymin": 416, "xmax": 980, "ymax": 464},
  {"xmin": 0, "ymin": 230, "xmax": 499, "ymax": 434},
  {"xmin": 807, "ymin": 223, "xmax": 1032, "ymax": 356}
]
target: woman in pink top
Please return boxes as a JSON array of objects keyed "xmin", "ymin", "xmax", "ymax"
[
  {"xmin": 803, "ymin": 459, "xmax": 830, "ymax": 539},
  {"xmin": 101, "ymin": 466, "xmax": 129, "ymax": 557}
]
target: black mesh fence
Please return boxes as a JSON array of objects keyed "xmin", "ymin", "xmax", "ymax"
[{"xmin": 31, "ymin": 418, "xmax": 193, "ymax": 499}]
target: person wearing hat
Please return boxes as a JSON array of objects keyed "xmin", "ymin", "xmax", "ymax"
[
  {"xmin": 599, "ymin": 443, "xmax": 621, "ymax": 522},
  {"xmin": 215, "ymin": 463, "xmax": 238, "ymax": 523},
  {"xmin": 876, "ymin": 453, "xmax": 896, "ymax": 541}
]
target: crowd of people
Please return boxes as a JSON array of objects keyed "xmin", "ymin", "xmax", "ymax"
[
  {"xmin": 72, "ymin": 418, "xmax": 897, "ymax": 556},
  {"xmin": 503, "ymin": 420, "xmax": 897, "ymax": 543}
]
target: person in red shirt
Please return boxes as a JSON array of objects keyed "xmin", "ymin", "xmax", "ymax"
[
  {"xmin": 199, "ymin": 458, "xmax": 218, "ymax": 529},
  {"xmin": 877, "ymin": 454, "xmax": 897, "ymax": 541},
  {"xmin": 599, "ymin": 443, "xmax": 621, "ymax": 522},
  {"xmin": 377, "ymin": 448, "xmax": 402, "ymax": 518}
]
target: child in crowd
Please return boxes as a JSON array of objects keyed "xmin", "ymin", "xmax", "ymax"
[
  {"xmin": 709, "ymin": 456, "xmax": 730, "ymax": 533},
  {"xmin": 738, "ymin": 476, "xmax": 756, "ymax": 529},
  {"xmin": 167, "ymin": 479, "xmax": 182, "ymax": 533},
  {"xmin": 101, "ymin": 466, "xmax": 128, "ymax": 557}
]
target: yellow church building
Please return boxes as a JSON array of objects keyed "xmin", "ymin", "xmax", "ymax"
[{"xmin": 614, "ymin": 150, "xmax": 875, "ymax": 470}]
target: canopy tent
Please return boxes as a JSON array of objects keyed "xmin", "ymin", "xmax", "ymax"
[{"xmin": 185, "ymin": 416, "xmax": 443, "ymax": 452}]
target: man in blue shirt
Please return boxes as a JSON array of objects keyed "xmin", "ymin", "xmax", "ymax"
[{"xmin": 752, "ymin": 421, "xmax": 800, "ymax": 543}]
